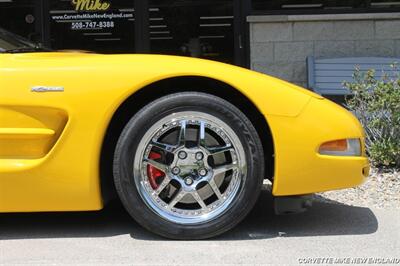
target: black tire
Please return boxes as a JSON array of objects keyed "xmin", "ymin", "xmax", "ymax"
[{"xmin": 113, "ymin": 92, "xmax": 264, "ymax": 239}]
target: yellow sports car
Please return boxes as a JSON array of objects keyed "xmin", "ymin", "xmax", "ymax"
[{"xmin": 0, "ymin": 27, "xmax": 369, "ymax": 239}]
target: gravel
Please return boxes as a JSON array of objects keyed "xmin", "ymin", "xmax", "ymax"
[{"xmin": 314, "ymin": 168, "xmax": 400, "ymax": 209}]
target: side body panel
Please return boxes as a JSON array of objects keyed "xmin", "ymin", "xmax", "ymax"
[{"xmin": 0, "ymin": 53, "xmax": 311, "ymax": 212}]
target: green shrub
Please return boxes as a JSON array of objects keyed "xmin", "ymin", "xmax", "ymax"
[{"xmin": 344, "ymin": 65, "xmax": 400, "ymax": 169}]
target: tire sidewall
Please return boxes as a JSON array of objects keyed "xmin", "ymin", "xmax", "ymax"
[{"xmin": 113, "ymin": 92, "xmax": 264, "ymax": 239}]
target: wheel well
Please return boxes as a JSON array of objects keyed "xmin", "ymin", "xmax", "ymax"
[{"xmin": 100, "ymin": 76, "xmax": 275, "ymax": 202}]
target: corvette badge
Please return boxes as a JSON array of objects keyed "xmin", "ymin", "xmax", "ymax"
[{"xmin": 31, "ymin": 86, "xmax": 64, "ymax": 92}]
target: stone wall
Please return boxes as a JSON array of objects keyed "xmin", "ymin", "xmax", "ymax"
[{"xmin": 248, "ymin": 13, "xmax": 400, "ymax": 88}]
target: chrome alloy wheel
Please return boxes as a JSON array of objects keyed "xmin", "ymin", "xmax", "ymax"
[{"xmin": 134, "ymin": 111, "xmax": 247, "ymax": 224}]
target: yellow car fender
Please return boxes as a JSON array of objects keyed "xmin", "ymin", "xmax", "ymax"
[{"xmin": 0, "ymin": 53, "xmax": 368, "ymax": 212}]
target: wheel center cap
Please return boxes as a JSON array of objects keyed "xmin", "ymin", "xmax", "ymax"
[{"xmin": 174, "ymin": 149, "xmax": 207, "ymax": 180}]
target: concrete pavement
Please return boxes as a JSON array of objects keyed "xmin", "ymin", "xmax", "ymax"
[{"xmin": 0, "ymin": 190, "xmax": 399, "ymax": 265}]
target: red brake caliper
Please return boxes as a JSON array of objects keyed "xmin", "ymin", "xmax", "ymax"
[{"xmin": 147, "ymin": 151, "xmax": 165, "ymax": 190}]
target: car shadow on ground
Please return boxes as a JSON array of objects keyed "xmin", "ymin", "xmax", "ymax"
[{"xmin": 0, "ymin": 189, "xmax": 378, "ymax": 241}]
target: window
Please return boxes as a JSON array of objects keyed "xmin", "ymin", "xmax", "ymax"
[
  {"xmin": 0, "ymin": 0, "xmax": 37, "ymax": 41},
  {"xmin": 148, "ymin": 0, "xmax": 235, "ymax": 63},
  {"xmin": 49, "ymin": 0, "xmax": 135, "ymax": 53}
]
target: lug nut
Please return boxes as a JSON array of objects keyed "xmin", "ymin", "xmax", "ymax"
[
  {"xmin": 172, "ymin": 167, "xmax": 180, "ymax": 175},
  {"xmin": 198, "ymin": 168, "xmax": 208, "ymax": 177},
  {"xmin": 178, "ymin": 151, "xmax": 187, "ymax": 159},
  {"xmin": 184, "ymin": 177, "xmax": 194, "ymax": 185},
  {"xmin": 195, "ymin": 152, "xmax": 204, "ymax": 160}
]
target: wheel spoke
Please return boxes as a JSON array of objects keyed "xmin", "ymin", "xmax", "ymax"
[
  {"xmin": 177, "ymin": 120, "xmax": 187, "ymax": 147},
  {"xmin": 207, "ymin": 144, "xmax": 233, "ymax": 155},
  {"xmin": 168, "ymin": 189, "xmax": 186, "ymax": 209},
  {"xmin": 192, "ymin": 191, "xmax": 207, "ymax": 209},
  {"xmin": 150, "ymin": 140, "xmax": 176, "ymax": 153},
  {"xmin": 198, "ymin": 121, "xmax": 206, "ymax": 148},
  {"xmin": 144, "ymin": 158, "xmax": 168, "ymax": 173},
  {"xmin": 155, "ymin": 176, "xmax": 171, "ymax": 195},
  {"xmin": 208, "ymin": 179, "xmax": 223, "ymax": 200},
  {"xmin": 213, "ymin": 162, "xmax": 238, "ymax": 176}
]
